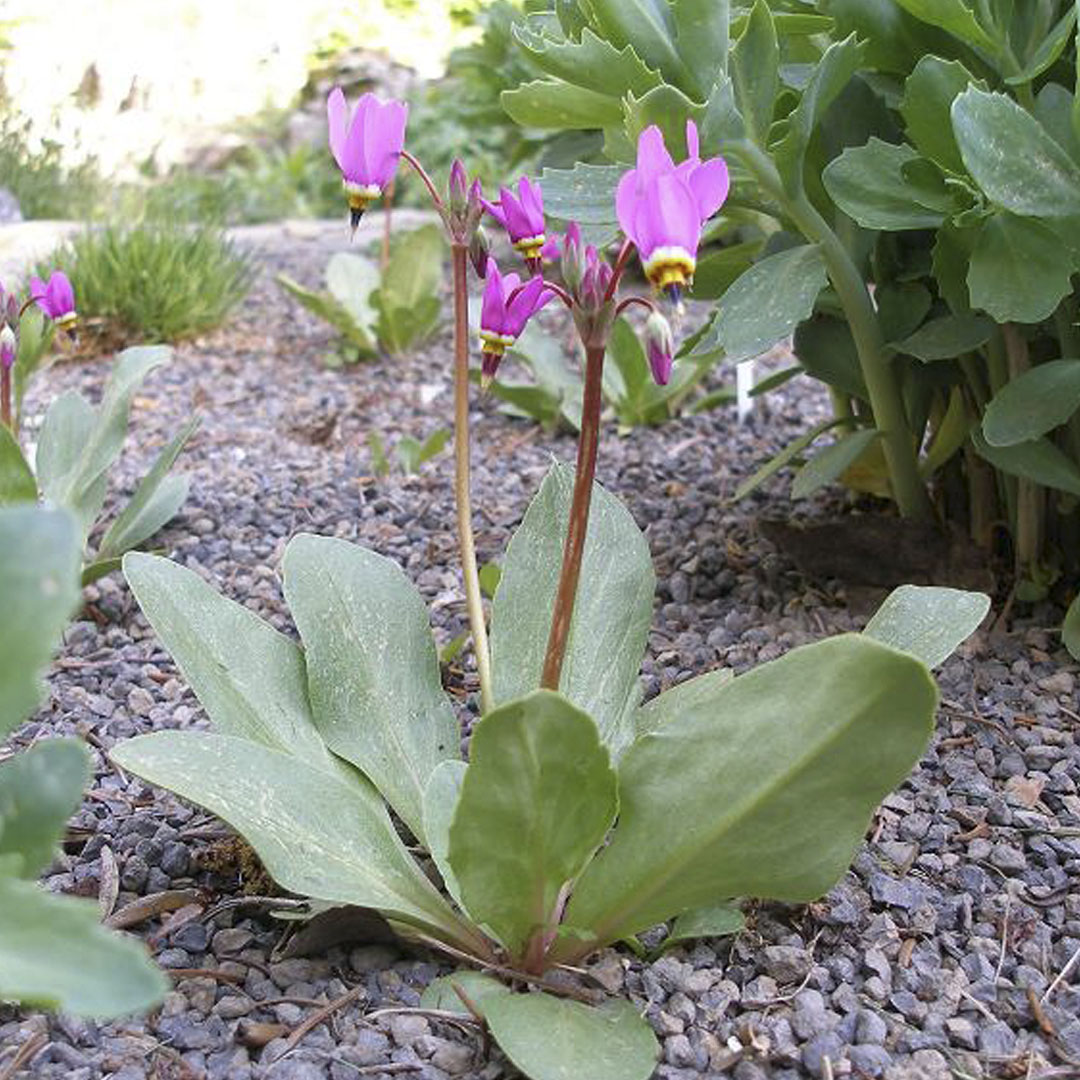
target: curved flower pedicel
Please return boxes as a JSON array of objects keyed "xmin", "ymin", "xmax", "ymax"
[
  {"xmin": 327, "ymin": 88, "xmax": 408, "ymax": 231},
  {"xmin": 479, "ymin": 257, "xmax": 552, "ymax": 385},
  {"xmin": 482, "ymin": 177, "xmax": 547, "ymax": 271},
  {"xmin": 30, "ymin": 270, "xmax": 76, "ymax": 328},
  {"xmin": 616, "ymin": 121, "xmax": 730, "ymax": 301}
]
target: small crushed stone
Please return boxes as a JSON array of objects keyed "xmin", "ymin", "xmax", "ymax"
[{"xmin": 3, "ymin": 221, "xmax": 1079, "ymax": 1080}]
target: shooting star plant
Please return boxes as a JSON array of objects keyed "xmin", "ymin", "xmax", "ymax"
[{"xmin": 109, "ymin": 99, "xmax": 992, "ymax": 1080}]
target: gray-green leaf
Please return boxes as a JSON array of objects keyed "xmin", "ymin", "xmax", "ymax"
[
  {"xmin": 982, "ymin": 360, "xmax": 1080, "ymax": 446},
  {"xmin": 283, "ymin": 534, "xmax": 459, "ymax": 843},
  {"xmin": 864, "ymin": 585, "xmax": 990, "ymax": 668}
]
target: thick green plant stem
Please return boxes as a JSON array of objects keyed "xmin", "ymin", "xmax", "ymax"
[
  {"xmin": 451, "ymin": 243, "xmax": 494, "ymax": 715},
  {"xmin": 541, "ymin": 344, "xmax": 606, "ymax": 691},
  {"xmin": 0, "ymin": 366, "xmax": 10, "ymax": 429},
  {"xmin": 735, "ymin": 143, "xmax": 934, "ymax": 521},
  {"xmin": 1003, "ymin": 323, "xmax": 1043, "ymax": 573}
]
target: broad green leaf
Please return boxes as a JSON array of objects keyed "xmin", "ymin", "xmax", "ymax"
[
  {"xmin": 822, "ymin": 140, "xmax": 950, "ymax": 230},
  {"xmin": 447, "ymin": 691, "xmax": 617, "ymax": 960},
  {"xmin": 580, "ymin": 0, "xmax": 690, "ymax": 88},
  {"xmin": 623, "ymin": 84, "xmax": 703, "ymax": 155},
  {"xmin": 513, "ymin": 25, "xmax": 661, "ymax": 97},
  {"xmin": 0, "ymin": 424, "xmax": 36, "ymax": 504},
  {"xmin": 1064, "ymin": 592, "xmax": 1080, "ymax": 660},
  {"xmin": 730, "ymin": 0, "xmax": 778, "ymax": 146},
  {"xmin": 490, "ymin": 463, "xmax": 653, "ymax": 758},
  {"xmin": 420, "ymin": 971, "xmax": 510, "ymax": 1015},
  {"xmin": 0, "ymin": 507, "xmax": 80, "ymax": 739},
  {"xmin": 35, "ymin": 391, "xmax": 99, "ymax": 530},
  {"xmin": 792, "ymin": 429, "xmax": 881, "ymax": 499},
  {"xmin": 483, "ymin": 993, "xmax": 658, "ymax": 1080},
  {"xmin": 891, "ymin": 0, "xmax": 999, "ymax": 55},
  {"xmin": 932, "ymin": 220, "xmax": 979, "ymax": 314},
  {"xmin": 0, "ymin": 876, "xmax": 166, "ymax": 1016},
  {"xmin": 539, "ymin": 163, "xmax": 623, "ymax": 227},
  {"xmin": 40, "ymin": 347, "xmax": 171, "ymax": 512},
  {"xmin": 864, "ymin": 584, "xmax": 989, "ymax": 668},
  {"xmin": 691, "ymin": 240, "xmax": 764, "ymax": 301},
  {"xmin": 122, "ymin": 552, "xmax": 349, "ymax": 781},
  {"xmin": 562, "ymin": 635, "xmax": 936, "ymax": 950},
  {"xmin": 901, "ymin": 57, "xmax": 978, "ymax": 173},
  {"xmin": 707, "ymin": 245, "xmax": 828, "ymax": 362},
  {"xmin": 97, "ymin": 415, "xmax": 198, "ymax": 560},
  {"xmin": 381, "ymin": 226, "xmax": 443, "ymax": 313},
  {"xmin": 277, "ymin": 273, "xmax": 377, "ymax": 356},
  {"xmin": 774, "ymin": 34, "xmax": 865, "ymax": 192},
  {"xmin": 672, "ymin": 0, "xmax": 730, "ymax": 99},
  {"xmin": 12, "ymin": 308, "xmax": 49, "ymax": 414},
  {"xmin": 699, "ymin": 74, "xmax": 745, "ymax": 151},
  {"xmin": 636, "ymin": 667, "xmax": 734, "ymax": 737},
  {"xmin": 982, "ymin": 360, "xmax": 1080, "ymax": 445},
  {"xmin": 283, "ymin": 534, "xmax": 460, "ymax": 842},
  {"xmin": 421, "ymin": 760, "xmax": 467, "ymax": 909},
  {"xmin": 733, "ymin": 417, "xmax": 846, "ymax": 500},
  {"xmin": 0, "ymin": 739, "xmax": 89, "ymax": 878},
  {"xmin": 793, "ymin": 316, "xmax": 868, "ymax": 399},
  {"xmin": 891, "ymin": 314, "xmax": 994, "ymax": 361},
  {"xmin": 1035, "ymin": 84, "xmax": 1080, "ymax": 166},
  {"xmin": 110, "ymin": 731, "xmax": 470, "ymax": 943},
  {"xmin": 971, "ymin": 428, "xmax": 1080, "ymax": 497},
  {"xmin": 877, "ymin": 284, "xmax": 933, "ymax": 345},
  {"xmin": 1005, "ymin": 6, "xmax": 1076, "ymax": 85},
  {"xmin": 502, "ymin": 81, "xmax": 626, "ymax": 130},
  {"xmin": 662, "ymin": 902, "xmax": 746, "ymax": 952},
  {"xmin": 326, "ymin": 251, "xmax": 380, "ymax": 337},
  {"xmin": 952, "ymin": 88, "xmax": 1080, "ymax": 218},
  {"xmin": 377, "ymin": 294, "xmax": 442, "ymax": 356},
  {"xmin": 967, "ymin": 213, "xmax": 1075, "ymax": 324},
  {"xmin": 80, "ymin": 556, "xmax": 123, "ymax": 587}
]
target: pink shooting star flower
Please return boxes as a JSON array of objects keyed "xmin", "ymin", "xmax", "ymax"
[
  {"xmin": 478, "ymin": 257, "xmax": 553, "ymax": 386},
  {"xmin": 616, "ymin": 121, "xmax": 729, "ymax": 302},
  {"xmin": 327, "ymin": 87, "xmax": 408, "ymax": 232},
  {"xmin": 482, "ymin": 176, "xmax": 547, "ymax": 270},
  {"xmin": 0, "ymin": 323, "xmax": 15, "ymax": 371},
  {"xmin": 30, "ymin": 270, "xmax": 76, "ymax": 329}
]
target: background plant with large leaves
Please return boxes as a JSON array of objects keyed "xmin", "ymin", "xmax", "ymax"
[
  {"xmin": 498, "ymin": 0, "xmax": 1080, "ymax": 655},
  {"xmin": 111, "ymin": 461, "xmax": 988, "ymax": 1079},
  {"xmin": 0, "ymin": 505, "xmax": 167, "ymax": 1015}
]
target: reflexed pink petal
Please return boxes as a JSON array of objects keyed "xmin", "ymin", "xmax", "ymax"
[
  {"xmin": 615, "ymin": 168, "xmax": 640, "ymax": 243},
  {"xmin": 540, "ymin": 233, "xmax": 561, "ymax": 261},
  {"xmin": 29, "ymin": 275, "xmax": 46, "ymax": 301},
  {"xmin": 505, "ymin": 275, "xmax": 551, "ymax": 336},
  {"xmin": 500, "ymin": 187, "xmax": 532, "ymax": 241},
  {"xmin": 480, "ymin": 259, "xmax": 508, "ymax": 334},
  {"xmin": 365, "ymin": 99, "xmax": 408, "ymax": 188},
  {"xmin": 342, "ymin": 93, "xmax": 378, "ymax": 182},
  {"xmin": 519, "ymin": 176, "xmax": 544, "ymax": 232},
  {"xmin": 689, "ymin": 156, "xmax": 730, "ymax": 221},
  {"xmin": 685, "ymin": 119, "xmax": 700, "ymax": 161},
  {"xmin": 635, "ymin": 125, "xmax": 675, "ymax": 186},
  {"xmin": 480, "ymin": 197, "xmax": 507, "ymax": 228},
  {"xmin": 634, "ymin": 173, "xmax": 700, "ymax": 259},
  {"xmin": 49, "ymin": 271, "xmax": 75, "ymax": 314},
  {"xmin": 327, "ymin": 88, "xmax": 349, "ymax": 169}
]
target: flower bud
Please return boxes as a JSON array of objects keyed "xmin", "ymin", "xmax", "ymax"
[
  {"xmin": 560, "ymin": 222, "xmax": 584, "ymax": 291},
  {"xmin": 448, "ymin": 159, "xmax": 469, "ymax": 217},
  {"xmin": 0, "ymin": 323, "xmax": 16, "ymax": 371},
  {"xmin": 644, "ymin": 310, "xmax": 674, "ymax": 386},
  {"xmin": 469, "ymin": 225, "xmax": 491, "ymax": 279}
]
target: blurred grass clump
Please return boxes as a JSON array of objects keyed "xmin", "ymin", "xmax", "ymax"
[{"xmin": 37, "ymin": 225, "xmax": 254, "ymax": 342}]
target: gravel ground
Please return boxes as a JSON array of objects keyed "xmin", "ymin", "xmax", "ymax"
[{"xmin": 2, "ymin": 219, "xmax": 1079, "ymax": 1080}]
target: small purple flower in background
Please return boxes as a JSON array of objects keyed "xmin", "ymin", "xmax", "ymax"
[
  {"xmin": 478, "ymin": 257, "xmax": 553, "ymax": 385},
  {"xmin": 30, "ymin": 270, "xmax": 76, "ymax": 328},
  {"xmin": 643, "ymin": 310, "xmax": 675, "ymax": 386},
  {"xmin": 0, "ymin": 286, "xmax": 17, "ymax": 371},
  {"xmin": 0, "ymin": 323, "xmax": 15, "ymax": 371},
  {"xmin": 327, "ymin": 87, "xmax": 408, "ymax": 232},
  {"xmin": 616, "ymin": 121, "xmax": 729, "ymax": 302},
  {"xmin": 482, "ymin": 177, "xmax": 547, "ymax": 270}
]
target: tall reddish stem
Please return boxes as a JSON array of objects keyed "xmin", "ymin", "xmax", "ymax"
[
  {"xmin": 452, "ymin": 244, "xmax": 494, "ymax": 713},
  {"xmin": 541, "ymin": 343, "xmax": 605, "ymax": 690},
  {"xmin": 1, "ymin": 366, "xmax": 11, "ymax": 429}
]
